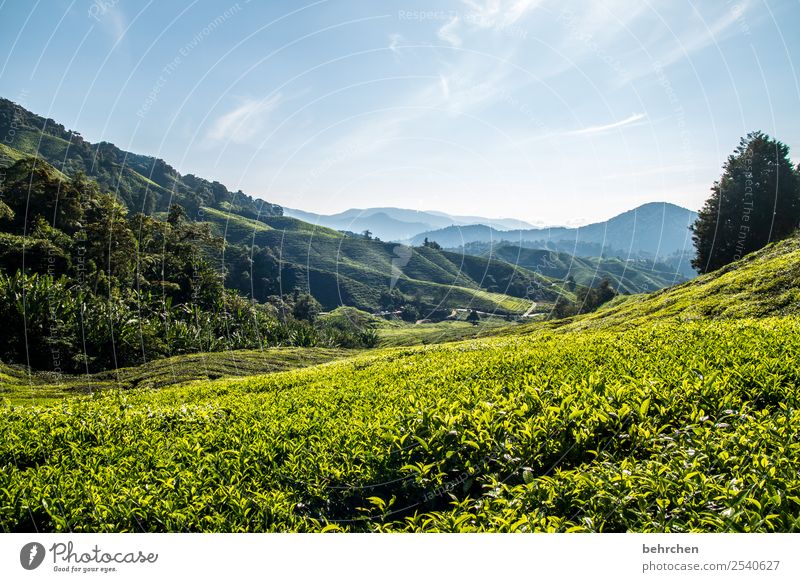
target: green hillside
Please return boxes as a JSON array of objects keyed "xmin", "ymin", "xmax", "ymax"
[
  {"xmin": 479, "ymin": 243, "xmax": 688, "ymax": 294},
  {"xmin": 202, "ymin": 206, "xmax": 556, "ymax": 314},
  {"xmin": 0, "ymin": 98, "xmax": 282, "ymax": 218},
  {"xmin": 553, "ymin": 231, "xmax": 800, "ymax": 331},
  {"xmin": 0, "ymin": 347, "xmax": 355, "ymax": 405},
  {"xmin": 2, "ymin": 228, "xmax": 799, "ymax": 532},
  {"xmin": 0, "ymin": 95, "xmax": 564, "ymax": 317}
]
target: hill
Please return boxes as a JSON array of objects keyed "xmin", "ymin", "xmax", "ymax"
[
  {"xmin": 283, "ymin": 206, "xmax": 538, "ymax": 242},
  {"xmin": 0, "ymin": 98, "xmax": 282, "ymax": 219},
  {"xmin": 552, "ymin": 230, "xmax": 800, "ymax": 331},
  {"xmin": 477, "ymin": 243, "xmax": 688, "ymax": 294},
  {"xmin": 201, "ymin": 205, "xmax": 559, "ymax": 314},
  {"xmin": 2, "ymin": 222, "xmax": 799, "ymax": 532},
  {"xmin": 0, "ymin": 99, "xmax": 562, "ymax": 316},
  {"xmin": 410, "ymin": 202, "xmax": 698, "ymax": 263}
]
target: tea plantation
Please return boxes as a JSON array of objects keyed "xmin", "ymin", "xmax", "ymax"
[
  {"xmin": 1, "ymin": 234, "xmax": 799, "ymax": 532},
  {"xmin": 1, "ymin": 316, "xmax": 798, "ymax": 532}
]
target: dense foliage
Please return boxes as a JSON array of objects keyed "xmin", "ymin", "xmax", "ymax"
[
  {"xmin": 1, "ymin": 318, "xmax": 798, "ymax": 532},
  {"xmin": 0, "ymin": 159, "xmax": 377, "ymax": 373},
  {"xmin": 692, "ymin": 131, "xmax": 800, "ymax": 273}
]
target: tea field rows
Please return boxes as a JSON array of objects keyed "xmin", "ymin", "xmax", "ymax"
[{"xmin": 1, "ymin": 317, "xmax": 798, "ymax": 532}]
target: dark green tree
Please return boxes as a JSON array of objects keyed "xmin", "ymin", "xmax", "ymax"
[
  {"xmin": 691, "ymin": 132, "xmax": 800, "ymax": 273},
  {"xmin": 291, "ymin": 292, "xmax": 322, "ymax": 322}
]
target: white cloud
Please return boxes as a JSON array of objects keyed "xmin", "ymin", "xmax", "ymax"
[
  {"xmin": 462, "ymin": 0, "xmax": 538, "ymax": 28},
  {"xmin": 388, "ymin": 33, "xmax": 404, "ymax": 56},
  {"xmin": 207, "ymin": 95, "xmax": 281, "ymax": 144},
  {"xmin": 568, "ymin": 112, "xmax": 647, "ymax": 135},
  {"xmin": 437, "ymin": 16, "xmax": 462, "ymax": 47}
]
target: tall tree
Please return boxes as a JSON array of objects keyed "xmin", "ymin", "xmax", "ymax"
[{"xmin": 691, "ymin": 131, "xmax": 800, "ymax": 273}]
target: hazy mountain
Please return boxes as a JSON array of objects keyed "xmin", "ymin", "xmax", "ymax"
[
  {"xmin": 283, "ymin": 206, "xmax": 538, "ymax": 241},
  {"xmin": 0, "ymin": 98, "xmax": 559, "ymax": 315},
  {"xmin": 410, "ymin": 202, "xmax": 698, "ymax": 260}
]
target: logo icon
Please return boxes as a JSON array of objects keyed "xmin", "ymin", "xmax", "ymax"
[
  {"xmin": 20, "ymin": 542, "xmax": 46, "ymax": 570},
  {"xmin": 390, "ymin": 245, "xmax": 412, "ymax": 290}
]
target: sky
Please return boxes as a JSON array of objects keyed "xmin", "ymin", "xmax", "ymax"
[{"xmin": 1, "ymin": 0, "xmax": 799, "ymax": 225}]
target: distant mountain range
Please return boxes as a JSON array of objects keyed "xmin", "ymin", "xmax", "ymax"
[
  {"xmin": 409, "ymin": 202, "xmax": 698, "ymax": 261},
  {"xmin": 283, "ymin": 206, "xmax": 539, "ymax": 242},
  {"xmin": 0, "ymin": 98, "xmax": 558, "ymax": 314},
  {"xmin": 0, "ymin": 97, "xmax": 698, "ymax": 315}
]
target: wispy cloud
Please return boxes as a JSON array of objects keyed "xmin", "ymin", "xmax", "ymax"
[
  {"xmin": 207, "ymin": 95, "xmax": 282, "ymax": 144},
  {"xmin": 462, "ymin": 0, "xmax": 538, "ymax": 28},
  {"xmin": 388, "ymin": 33, "xmax": 404, "ymax": 56},
  {"xmin": 568, "ymin": 112, "xmax": 647, "ymax": 135},
  {"xmin": 437, "ymin": 16, "xmax": 462, "ymax": 47},
  {"xmin": 437, "ymin": 0, "xmax": 538, "ymax": 47}
]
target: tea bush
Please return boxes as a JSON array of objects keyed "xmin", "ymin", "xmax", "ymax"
[{"xmin": 1, "ymin": 317, "xmax": 798, "ymax": 532}]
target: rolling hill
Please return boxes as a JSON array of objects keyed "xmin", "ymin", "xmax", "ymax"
[
  {"xmin": 202, "ymin": 205, "xmax": 558, "ymax": 314},
  {"xmin": 476, "ymin": 243, "xmax": 688, "ymax": 294},
  {"xmin": 2, "ymin": 228, "xmax": 799, "ymax": 532},
  {"xmin": 0, "ymin": 98, "xmax": 560, "ymax": 315},
  {"xmin": 0, "ymin": 97, "xmax": 282, "ymax": 219},
  {"xmin": 551, "ymin": 229, "xmax": 800, "ymax": 331}
]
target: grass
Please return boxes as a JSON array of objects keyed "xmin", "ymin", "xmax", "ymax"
[
  {"xmin": 556, "ymin": 231, "xmax": 800, "ymax": 331},
  {"xmin": 1, "ymin": 317, "xmax": 798, "ymax": 532},
  {"xmin": 0, "ymin": 347, "xmax": 357, "ymax": 405},
  {"xmin": 377, "ymin": 319, "xmax": 514, "ymax": 347}
]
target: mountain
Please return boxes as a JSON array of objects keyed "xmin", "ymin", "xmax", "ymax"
[
  {"xmin": 477, "ymin": 243, "xmax": 688, "ymax": 294},
  {"xmin": 0, "ymin": 99, "xmax": 560, "ymax": 316},
  {"xmin": 283, "ymin": 206, "xmax": 538, "ymax": 241},
  {"xmin": 410, "ymin": 202, "xmax": 698, "ymax": 261}
]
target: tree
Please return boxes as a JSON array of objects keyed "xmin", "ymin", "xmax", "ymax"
[
  {"xmin": 0, "ymin": 200, "xmax": 13, "ymax": 221},
  {"xmin": 422, "ymin": 237, "xmax": 442, "ymax": 250},
  {"xmin": 575, "ymin": 278, "xmax": 617, "ymax": 314},
  {"xmin": 691, "ymin": 131, "xmax": 800, "ymax": 273},
  {"xmin": 292, "ymin": 292, "xmax": 322, "ymax": 322},
  {"xmin": 362, "ymin": 229, "xmax": 373, "ymax": 240}
]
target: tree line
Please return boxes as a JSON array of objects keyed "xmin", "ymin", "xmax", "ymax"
[{"xmin": 0, "ymin": 158, "xmax": 376, "ymax": 374}]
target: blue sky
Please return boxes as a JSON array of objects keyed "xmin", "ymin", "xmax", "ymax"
[{"xmin": 1, "ymin": 0, "xmax": 798, "ymax": 225}]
